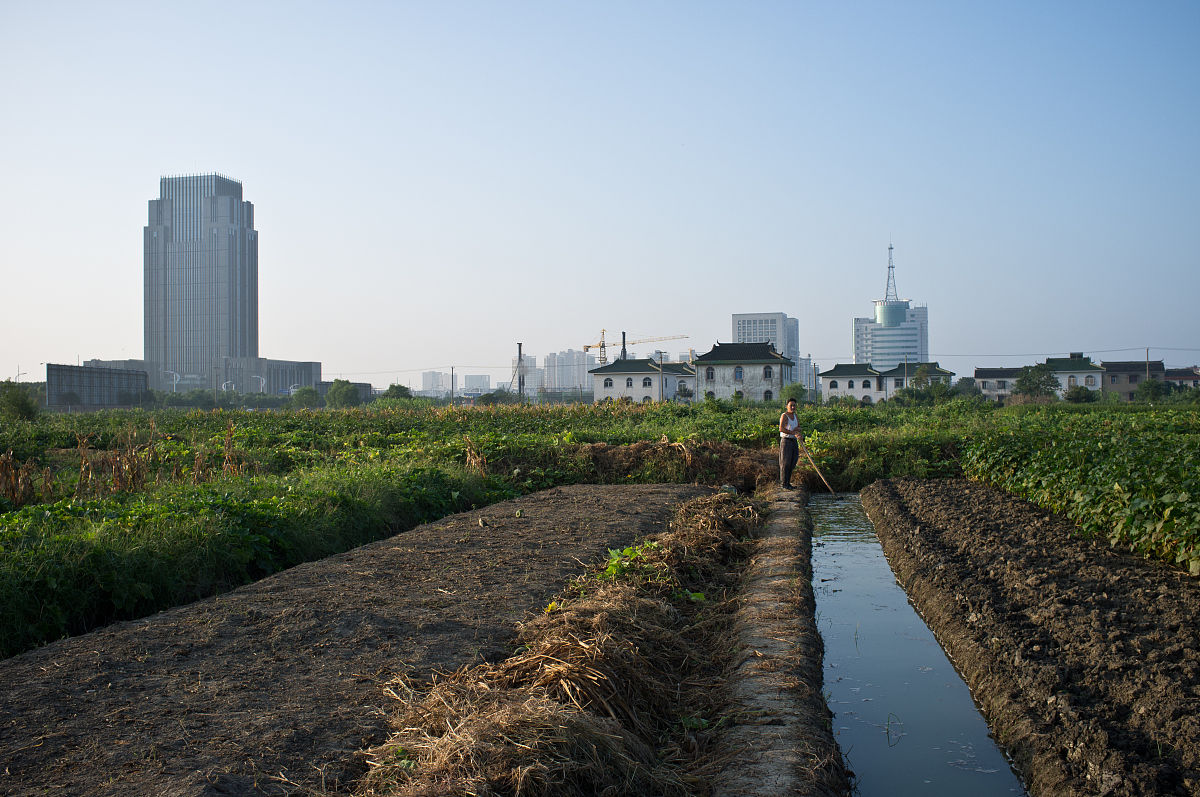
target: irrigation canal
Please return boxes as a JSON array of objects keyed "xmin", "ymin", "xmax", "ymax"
[{"xmin": 809, "ymin": 494, "xmax": 1026, "ymax": 795}]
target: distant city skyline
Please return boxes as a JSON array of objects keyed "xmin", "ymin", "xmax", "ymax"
[{"xmin": 2, "ymin": 2, "xmax": 1197, "ymax": 389}]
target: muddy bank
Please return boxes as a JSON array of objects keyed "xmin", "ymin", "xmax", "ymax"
[{"xmin": 861, "ymin": 478, "xmax": 1200, "ymax": 796}]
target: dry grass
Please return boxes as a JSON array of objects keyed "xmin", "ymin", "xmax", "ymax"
[{"xmin": 358, "ymin": 493, "xmax": 764, "ymax": 797}]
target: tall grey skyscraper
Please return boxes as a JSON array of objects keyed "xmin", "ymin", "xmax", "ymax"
[
  {"xmin": 144, "ymin": 174, "xmax": 259, "ymax": 384},
  {"xmin": 852, "ymin": 245, "xmax": 929, "ymax": 370}
]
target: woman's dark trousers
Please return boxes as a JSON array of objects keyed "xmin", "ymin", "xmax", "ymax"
[{"xmin": 779, "ymin": 437, "xmax": 799, "ymax": 487}]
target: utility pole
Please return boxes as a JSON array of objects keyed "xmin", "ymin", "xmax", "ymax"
[
  {"xmin": 517, "ymin": 343, "xmax": 525, "ymax": 402},
  {"xmin": 1146, "ymin": 347, "xmax": 1150, "ymax": 382},
  {"xmin": 450, "ymin": 366, "xmax": 455, "ymax": 403}
]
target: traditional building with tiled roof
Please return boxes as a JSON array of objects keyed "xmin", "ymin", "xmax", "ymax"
[
  {"xmin": 820, "ymin": 361, "xmax": 953, "ymax": 403},
  {"xmin": 693, "ymin": 342, "xmax": 793, "ymax": 403},
  {"xmin": 1164, "ymin": 366, "xmax": 1200, "ymax": 391},
  {"xmin": 589, "ymin": 358, "xmax": 695, "ymax": 403},
  {"xmin": 1100, "ymin": 360, "xmax": 1166, "ymax": 401},
  {"xmin": 974, "ymin": 367, "xmax": 1023, "ymax": 402},
  {"xmin": 1045, "ymin": 353, "xmax": 1104, "ymax": 398}
]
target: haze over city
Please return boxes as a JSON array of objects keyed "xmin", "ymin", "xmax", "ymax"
[{"xmin": 3, "ymin": 1, "xmax": 1197, "ymax": 390}]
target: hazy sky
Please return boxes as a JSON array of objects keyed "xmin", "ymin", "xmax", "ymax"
[{"xmin": 3, "ymin": 1, "xmax": 1197, "ymax": 389}]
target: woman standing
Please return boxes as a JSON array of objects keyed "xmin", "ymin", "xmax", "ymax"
[{"xmin": 778, "ymin": 397, "xmax": 808, "ymax": 489}]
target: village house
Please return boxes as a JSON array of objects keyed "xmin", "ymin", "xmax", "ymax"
[
  {"xmin": 1165, "ymin": 366, "xmax": 1200, "ymax": 391},
  {"xmin": 589, "ymin": 358, "xmax": 695, "ymax": 403},
  {"xmin": 693, "ymin": 342, "xmax": 792, "ymax": 403},
  {"xmin": 974, "ymin": 367, "xmax": 1022, "ymax": 403},
  {"xmin": 1101, "ymin": 360, "xmax": 1166, "ymax": 401},
  {"xmin": 1046, "ymin": 354, "xmax": 1104, "ymax": 398},
  {"xmin": 821, "ymin": 362, "xmax": 953, "ymax": 403}
]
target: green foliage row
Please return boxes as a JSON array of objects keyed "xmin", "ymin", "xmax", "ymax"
[
  {"xmin": 0, "ymin": 462, "xmax": 509, "ymax": 659},
  {"xmin": 3, "ymin": 399, "xmax": 1197, "ymax": 659},
  {"xmin": 962, "ymin": 408, "xmax": 1200, "ymax": 575}
]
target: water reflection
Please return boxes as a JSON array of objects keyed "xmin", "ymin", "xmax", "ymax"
[{"xmin": 810, "ymin": 494, "xmax": 1025, "ymax": 796}]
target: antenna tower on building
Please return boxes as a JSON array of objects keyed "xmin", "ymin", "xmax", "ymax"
[{"xmin": 884, "ymin": 243, "xmax": 899, "ymax": 302}]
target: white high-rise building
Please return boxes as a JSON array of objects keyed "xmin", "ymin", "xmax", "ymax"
[
  {"xmin": 852, "ymin": 245, "xmax": 929, "ymax": 370},
  {"xmin": 731, "ymin": 312, "xmax": 815, "ymax": 392},
  {"xmin": 542, "ymin": 349, "xmax": 596, "ymax": 390}
]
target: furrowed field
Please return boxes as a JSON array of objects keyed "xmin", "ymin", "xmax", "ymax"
[{"xmin": 1, "ymin": 399, "xmax": 1196, "ymax": 658}]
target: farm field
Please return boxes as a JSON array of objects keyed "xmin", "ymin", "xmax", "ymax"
[
  {"xmin": 1, "ymin": 400, "xmax": 1197, "ymax": 659},
  {"xmin": 0, "ymin": 400, "xmax": 1198, "ymax": 794},
  {"xmin": 863, "ymin": 478, "xmax": 1200, "ymax": 796}
]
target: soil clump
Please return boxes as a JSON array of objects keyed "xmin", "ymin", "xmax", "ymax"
[{"xmin": 862, "ymin": 477, "xmax": 1200, "ymax": 797}]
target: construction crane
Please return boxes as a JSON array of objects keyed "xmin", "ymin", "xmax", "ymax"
[{"xmin": 584, "ymin": 330, "xmax": 687, "ymax": 366}]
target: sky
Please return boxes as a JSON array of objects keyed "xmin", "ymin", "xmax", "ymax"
[{"xmin": 2, "ymin": 0, "xmax": 1198, "ymax": 390}]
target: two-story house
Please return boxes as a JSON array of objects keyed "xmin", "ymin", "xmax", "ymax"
[
  {"xmin": 589, "ymin": 358, "xmax": 695, "ymax": 403},
  {"xmin": 693, "ymin": 342, "xmax": 792, "ymax": 403},
  {"xmin": 1101, "ymin": 360, "xmax": 1166, "ymax": 401}
]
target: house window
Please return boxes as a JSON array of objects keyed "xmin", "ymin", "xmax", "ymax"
[
  {"xmin": 829, "ymin": 380, "xmax": 838, "ymax": 389},
  {"xmin": 1110, "ymin": 374, "xmax": 1119, "ymax": 384},
  {"xmin": 980, "ymin": 380, "xmax": 989, "ymax": 389},
  {"xmin": 626, "ymin": 377, "xmax": 633, "ymax": 388},
  {"xmin": 603, "ymin": 378, "xmax": 613, "ymax": 388},
  {"xmin": 1085, "ymin": 375, "xmax": 1095, "ymax": 387},
  {"xmin": 764, "ymin": 390, "xmax": 773, "ymax": 402},
  {"xmin": 734, "ymin": 367, "xmax": 744, "ymax": 381},
  {"xmin": 895, "ymin": 378, "xmax": 904, "ymax": 388},
  {"xmin": 1068, "ymin": 375, "xmax": 1077, "ymax": 387},
  {"xmin": 642, "ymin": 377, "xmax": 653, "ymax": 388},
  {"xmin": 706, "ymin": 391, "xmax": 715, "ymax": 399},
  {"xmin": 997, "ymin": 380, "xmax": 1007, "ymax": 389},
  {"xmin": 705, "ymin": 367, "xmax": 715, "ymax": 380},
  {"xmin": 763, "ymin": 366, "xmax": 773, "ymax": 380},
  {"xmin": 848, "ymin": 380, "xmax": 855, "ymax": 389},
  {"xmin": 1129, "ymin": 375, "xmax": 1139, "ymax": 384}
]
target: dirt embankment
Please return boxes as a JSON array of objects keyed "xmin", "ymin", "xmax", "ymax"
[
  {"xmin": 862, "ymin": 478, "xmax": 1200, "ymax": 797},
  {"xmin": 0, "ymin": 484, "xmax": 711, "ymax": 796}
]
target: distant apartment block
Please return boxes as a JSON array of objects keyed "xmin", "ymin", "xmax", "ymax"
[
  {"xmin": 463, "ymin": 374, "xmax": 491, "ymax": 393},
  {"xmin": 542, "ymin": 349, "xmax": 596, "ymax": 391},
  {"xmin": 421, "ymin": 371, "xmax": 450, "ymax": 395},
  {"xmin": 853, "ymin": 245, "xmax": 929, "ymax": 371},
  {"xmin": 46, "ymin": 363, "xmax": 149, "ymax": 408},
  {"xmin": 731, "ymin": 312, "xmax": 816, "ymax": 392}
]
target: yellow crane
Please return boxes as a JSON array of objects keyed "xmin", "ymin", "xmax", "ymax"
[{"xmin": 584, "ymin": 330, "xmax": 687, "ymax": 365}]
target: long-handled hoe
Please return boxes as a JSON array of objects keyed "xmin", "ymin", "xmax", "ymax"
[{"xmin": 802, "ymin": 446, "xmax": 836, "ymax": 495}]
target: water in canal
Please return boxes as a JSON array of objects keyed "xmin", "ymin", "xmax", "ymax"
[{"xmin": 809, "ymin": 494, "xmax": 1026, "ymax": 795}]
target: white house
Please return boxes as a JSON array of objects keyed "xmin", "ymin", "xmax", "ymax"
[
  {"xmin": 590, "ymin": 358, "xmax": 695, "ymax": 403},
  {"xmin": 819, "ymin": 363, "xmax": 884, "ymax": 403},
  {"xmin": 821, "ymin": 362, "xmax": 953, "ymax": 403},
  {"xmin": 693, "ymin": 342, "xmax": 793, "ymax": 403},
  {"xmin": 1045, "ymin": 354, "xmax": 1104, "ymax": 397}
]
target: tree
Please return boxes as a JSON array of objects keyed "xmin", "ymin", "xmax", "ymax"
[
  {"xmin": 1064, "ymin": 385, "xmax": 1098, "ymax": 403},
  {"xmin": 0, "ymin": 381, "xmax": 38, "ymax": 420},
  {"xmin": 290, "ymin": 386, "xmax": 323, "ymax": 408},
  {"xmin": 1133, "ymin": 378, "xmax": 1167, "ymax": 403},
  {"xmin": 1013, "ymin": 363, "xmax": 1061, "ymax": 399},
  {"xmin": 951, "ymin": 377, "xmax": 982, "ymax": 398},
  {"xmin": 324, "ymin": 379, "xmax": 361, "ymax": 408},
  {"xmin": 782, "ymin": 383, "xmax": 807, "ymax": 404},
  {"xmin": 912, "ymin": 364, "xmax": 933, "ymax": 389},
  {"xmin": 378, "ymin": 383, "xmax": 412, "ymax": 401}
]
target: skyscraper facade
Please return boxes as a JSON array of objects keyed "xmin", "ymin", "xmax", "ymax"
[
  {"xmin": 145, "ymin": 174, "xmax": 258, "ymax": 383},
  {"xmin": 852, "ymin": 245, "xmax": 929, "ymax": 371},
  {"xmin": 141, "ymin": 174, "xmax": 319, "ymax": 394}
]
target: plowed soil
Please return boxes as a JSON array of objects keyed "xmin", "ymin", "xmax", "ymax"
[
  {"xmin": 862, "ymin": 478, "xmax": 1200, "ymax": 797},
  {"xmin": 0, "ymin": 484, "xmax": 710, "ymax": 796}
]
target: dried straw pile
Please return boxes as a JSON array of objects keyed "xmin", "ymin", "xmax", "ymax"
[{"xmin": 358, "ymin": 492, "xmax": 762, "ymax": 797}]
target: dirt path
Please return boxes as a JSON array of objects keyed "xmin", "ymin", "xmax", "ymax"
[
  {"xmin": 862, "ymin": 478, "xmax": 1200, "ymax": 797},
  {"xmin": 711, "ymin": 491, "xmax": 848, "ymax": 797},
  {"xmin": 0, "ymin": 484, "xmax": 710, "ymax": 796}
]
